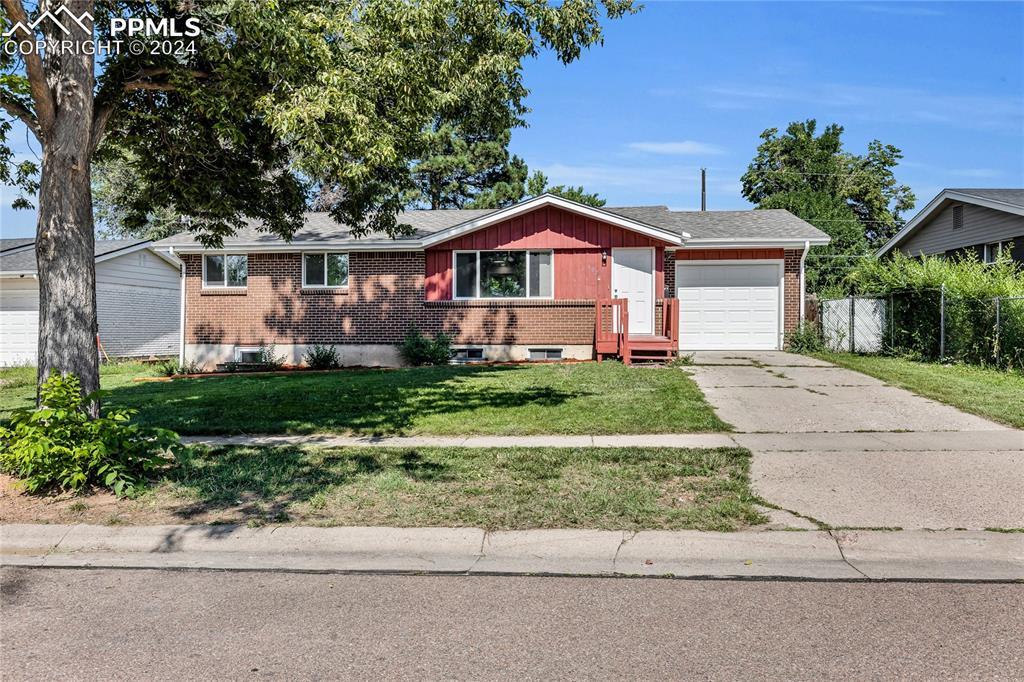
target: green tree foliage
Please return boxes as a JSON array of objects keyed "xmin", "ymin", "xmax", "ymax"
[
  {"xmin": 93, "ymin": 152, "xmax": 182, "ymax": 240},
  {"xmin": 741, "ymin": 120, "xmax": 915, "ymax": 292},
  {"xmin": 405, "ymin": 123, "xmax": 524, "ymax": 209},
  {"xmin": 0, "ymin": 0, "xmax": 635, "ymax": 400},
  {"xmin": 470, "ymin": 168, "xmax": 606, "ymax": 208}
]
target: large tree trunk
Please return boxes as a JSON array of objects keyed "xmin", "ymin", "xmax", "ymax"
[{"xmin": 34, "ymin": 0, "xmax": 99, "ymax": 414}]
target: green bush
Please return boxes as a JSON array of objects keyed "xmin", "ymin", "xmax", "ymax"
[
  {"xmin": 399, "ymin": 327, "xmax": 453, "ymax": 366},
  {"xmin": 0, "ymin": 372, "xmax": 179, "ymax": 496},
  {"xmin": 785, "ymin": 322, "xmax": 825, "ymax": 353},
  {"xmin": 303, "ymin": 344, "xmax": 341, "ymax": 369},
  {"xmin": 848, "ymin": 251, "xmax": 1024, "ymax": 369},
  {"xmin": 667, "ymin": 353, "xmax": 695, "ymax": 367},
  {"xmin": 157, "ymin": 358, "xmax": 201, "ymax": 376},
  {"xmin": 259, "ymin": 343, "xmax": 285, "ymax": 369}
]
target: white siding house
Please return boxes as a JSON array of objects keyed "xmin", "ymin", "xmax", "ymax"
[{"xmin": 0, "ymin": 239, "xmax": 181, "ymax": 366}]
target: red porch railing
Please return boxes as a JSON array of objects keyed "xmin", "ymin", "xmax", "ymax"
[
  {"xmin": 595, "ymin": 298, "xmax": 629, "ymax": 362},
  {"xmin": 595, "ymin": 297, "xmax": 679, "ymax": 364}
]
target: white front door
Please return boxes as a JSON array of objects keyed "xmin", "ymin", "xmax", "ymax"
[
  {"xmin": 611, "ymin": 248, "xmax": 654, "ymax": 335},
  {"xmin": 676, "ymin": 262, "xmax": 782, "ymax": 350}
]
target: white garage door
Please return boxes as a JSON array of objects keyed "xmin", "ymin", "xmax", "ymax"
[
  {"xmin": 676, "ymin": 262, "xmax": 782, "ymax": 350},
  {"xmin": 0, "ymin": 279, "xmax": 39, "ymax": 366}
]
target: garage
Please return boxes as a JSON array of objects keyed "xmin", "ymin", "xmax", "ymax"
[
  {"xmin": 676, "ymin": 261, "xmax": 783, "ymax": 350},
  {"xmin": 0, "ymin": 278, "xmax": 40, "ymax": 366}
]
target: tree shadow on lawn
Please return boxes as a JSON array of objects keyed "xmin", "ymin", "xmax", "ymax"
[
  {"xmin": 162, "ymin": 446, "xmax": 453, "ymax": 524},
  {"xmin": 106, "ymin": 363, "xmax": 583, "ymax": 436}
]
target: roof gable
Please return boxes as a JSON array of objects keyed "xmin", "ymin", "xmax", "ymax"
[
  {"xmin": 419, "ymin": 194, "xmax": 687, "ymax": 247},
  {"xmin": 878, "ymin": 188, "xmax": 1024, "ymax": 256}
]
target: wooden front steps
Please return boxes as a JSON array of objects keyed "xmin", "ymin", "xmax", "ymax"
[{"xmin": 595, "ymin": 299, "xmax": 679, "ymax": 365}]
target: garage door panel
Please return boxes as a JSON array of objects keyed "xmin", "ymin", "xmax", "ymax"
[
  {"xmin": 1, "ymin": 282, "xmax": 40, "ymax": 366},
  {"xmin": 676, "ymin": 262, "xmax": 781, "ymax": 351}
]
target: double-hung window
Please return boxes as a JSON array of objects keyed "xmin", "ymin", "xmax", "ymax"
[
  {"xmin": 303, "ymin": 253, "xmax": 349, "ymax": 288},
  {"xmin": 203, "ymin": 254, "xmax": 247, "ymax": 288},
  {"xmin": 454, "ymin": 250, "xmax": 553, "ymax": 299}
]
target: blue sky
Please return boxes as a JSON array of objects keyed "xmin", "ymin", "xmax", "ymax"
[{"xmin": 1, "ymin": 0, "xmax": 1022, "ymax": 237}]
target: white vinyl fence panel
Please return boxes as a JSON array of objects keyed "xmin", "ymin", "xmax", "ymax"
[{"xmin": 821, "ymin": 297, "xmax": 886, "ymax": 353}]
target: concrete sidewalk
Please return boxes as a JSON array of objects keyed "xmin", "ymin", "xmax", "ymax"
[
  {"xmin": 2, "ymin": 524, "xmax": 1021, "ymax": 581},
  {"xmin": 180, "ymin": 430, "xmax": 1024, "ymax": 451}
]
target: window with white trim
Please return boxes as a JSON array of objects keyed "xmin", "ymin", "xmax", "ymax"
[
  {"xmin": 453, "ymin": 250, "xmax": 553, "ymax": 299},
  {"xmin": 303, "ymin": 253, "xmax": 349, "ymax": 287},
  {"xmin": 984, "ymin": 241, "xmax": 1005, "ymax": 264},
  {"xmin": 204, "ymin": 254, "xmax": 247, "ymax": 287}
]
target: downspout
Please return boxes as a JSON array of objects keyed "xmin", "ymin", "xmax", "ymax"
[
  {"xmin": 169, "ymin": 247, "xmax": 186, "ymax": 366},
  {"xmin": 799, "ymin": 240, "xmax": 810, "ymax": 322}
]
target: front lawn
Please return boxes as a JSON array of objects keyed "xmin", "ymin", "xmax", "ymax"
[
  {"xmin": 0, "ymin": 361, "xmax": 161, "ymax": 415},
  {"xmin": 813, "ymin": 352, "xmax": 1024, "ymax": 429},
  {"xmin": 1, "ymin": 361, "xmax": 728, "ymax": 435},
  {"xmin": 0, "ymin": 445, "xmax": 764, "ymax": 531}
]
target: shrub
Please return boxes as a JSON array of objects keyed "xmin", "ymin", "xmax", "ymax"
[
  {"xmin": 304, "ymin": 344, "xmax": 341, "ymax": 369},
  {"xmin": 157, "ymin": 358, "xmax": 201, "ymax": 377},
  {"xmin": 847, "ymin": 251, "xmax": 1024, "ymax": 369},
  {"xmin": 785, "ymin": 322, "xmax": 825, "ymax": 353},
  {"xmin": 399, "ymin": 327, "xmax": 453, "ymax": 366},
  {"xmin": 259, "ymin": 343, "xmax": 285, "ymax": 370},
  {"xmin": 0, "ymin": 372, "xmax": 179, "ymax": 496}
]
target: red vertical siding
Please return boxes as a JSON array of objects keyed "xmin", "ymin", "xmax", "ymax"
[{"xmin": 424, "ymin": 205, "xmax": 674, "ymax": 301}]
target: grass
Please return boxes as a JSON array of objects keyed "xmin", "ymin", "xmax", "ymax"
[
  {"xmin": 2, "ymin": 445, "xmax": 764, "ymax": 531},
  {"xmin": 0, "ymin": 361, "xmax": 161, "ymax": 414},
  {"xmin": 0, "ymin": 361, "xmax": 728, "ymax": 435},
  {"xmin": 813, "ymin": 352, "xmax": 1024, "ymax": 429}
]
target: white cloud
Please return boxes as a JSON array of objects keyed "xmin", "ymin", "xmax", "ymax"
[
  {"xmin": 627, "ymin": 141, "xmax": 725, "ymax": 156},
  {"xmin": 949, "ymin": 168, "xmax": 1002, "ymax": 179},
  {"xmin": 854, "ymin": 4, "xmax": 946, "ymax": 17},
  {"xmin": 702, "ymin": 82, "xmax": 1024, "ymax": 133}
]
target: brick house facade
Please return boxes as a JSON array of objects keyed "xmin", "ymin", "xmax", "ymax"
[{"xmin": 165, "ymin": 195, "xmax": 827, "ymax": 368}]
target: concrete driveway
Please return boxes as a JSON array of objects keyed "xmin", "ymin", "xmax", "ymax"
[{"xmin": 687, "ymin": 351, "xmax": 1024, "ymax": 530}]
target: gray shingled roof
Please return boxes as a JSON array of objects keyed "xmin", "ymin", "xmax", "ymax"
[
  {"xmin": 156, "ymin": 209, "xmax": 500, "ymax": 247},
  {"xmin": 0, "ymin": 239, "xmax": 150, "ymax": 274},
  {"xmin": 154, "ymin": 204, "xmax": 826, "ymax": 248},
  {"xmin": 948, "ymin": 189, "xmax": 1024, "ymax": 208},
  {"xmin": 605, "ymin": 207, "xmax": 827, "ymax": 241}
]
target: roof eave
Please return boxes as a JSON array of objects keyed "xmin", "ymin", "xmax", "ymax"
[
  {"xmin": 877, "ymin": 189, "xmax": 1024, "ymax": 256},
  {"xmin": 419, "ymin": 193, "xmax": 688, "ymax": 247}
]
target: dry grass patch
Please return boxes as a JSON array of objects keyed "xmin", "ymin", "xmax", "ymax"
[{"xmin": 1, "ymin": 446, "xmax": 765, "ymax": 531}]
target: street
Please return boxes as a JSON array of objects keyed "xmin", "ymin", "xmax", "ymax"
[{"xmin": 3, "ymin": 567, "xmax": 1022, "ymax": 680}]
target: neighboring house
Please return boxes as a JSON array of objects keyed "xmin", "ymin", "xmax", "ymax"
[
  {"xmin": 0, "ymin": 239, "xmax": 181, "ymax": 366},
  {"xmin": 154, "ymin": 194, "xmax": 829, "ymax": 369},
  {"xmin": 877, "ymin": 188, "xmax": 1024, "ymax": 264}
]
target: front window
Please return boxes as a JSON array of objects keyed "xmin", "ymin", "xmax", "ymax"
[
  {"xmin": 303, "ymin": 253, "xmax": 349, "ymax": 287},
  {"xmin": 204, "ymin": 254, "xmax": 247, "ymax": 287},
  {"xmin": 454, "ymin": 250, "xmax": 553, "ymax": 299}
]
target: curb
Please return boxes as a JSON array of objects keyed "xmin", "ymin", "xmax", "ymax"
[{"xmin": 3, "ymin": 525, "xmax": 1022, "ymax": 581}]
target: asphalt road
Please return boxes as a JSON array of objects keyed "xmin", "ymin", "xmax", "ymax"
[{"xmin": 2, "ymin": 568, "xmax": 1022, "ymax": 681}]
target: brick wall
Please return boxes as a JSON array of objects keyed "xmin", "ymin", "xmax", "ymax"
[
  {"xmin": 183, "ymin": 252, "xmax": 595, "ymax": 346},
  {"xmin": 783, "ymin": 249, "xmax": 801, "ymax": 334}
]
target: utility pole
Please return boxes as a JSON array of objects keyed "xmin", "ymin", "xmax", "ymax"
[{"xmin": 700, "ymin": 168, "xmax": 707, "ymax": 211}]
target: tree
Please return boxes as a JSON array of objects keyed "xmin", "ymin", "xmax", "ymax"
[
  {"xmin": 740, "ymin": 119, "xmax": 915, "ymax": 292},
  {"xmin": 1, "ymin": 0, "xmax": 635, "ymax": 407},
  {"xmin": 470, "ymin": 168, "xmax": 606, "ymax": 208},
  {"xmin": 404, "ymin": 123, "xmax": 525, "ymax": 209},
  {"xmin": 92, "ymin": 153, "xmax": 182, "ymax": 240}
]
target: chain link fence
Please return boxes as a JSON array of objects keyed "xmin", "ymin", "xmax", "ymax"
[{"xmin": 819, "ymin": 289, "xmax": 1024, "ymax": 370}]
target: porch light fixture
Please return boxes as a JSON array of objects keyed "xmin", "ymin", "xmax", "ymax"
[{"xmin": 601, "ymin": 250, "xmax": 608, "ymax": 265}]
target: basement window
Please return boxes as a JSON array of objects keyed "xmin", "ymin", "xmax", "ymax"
[
  {"xmin": 529, "ymin": 348, "xmax": 563, "ymax": 361},
  {"xmin": 453, "ymin": 348, "xmax": 485, "ymax": 363},
  {"xmin": 234, "ymin": 347, "xmax": 263, "ymax": 363}
]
